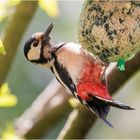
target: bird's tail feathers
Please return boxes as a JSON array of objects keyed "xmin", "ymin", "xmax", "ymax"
[
  {"xmin": 85, "ymin": 95, "xmax": 134, "ymax": 127},
  {"xmin": 92, "ymin": 95, "xmax": 134, "ymax": 110},
  {"xmin": 108, "ymin": 100, "xmax": 134, "ymax": 110}
]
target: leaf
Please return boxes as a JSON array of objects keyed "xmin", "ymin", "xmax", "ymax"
[
  {"xmin": 1, "ymin": 122, "xmax": 23, "ymax": 140},
  {"xmin": 69, "ymin": 98, "xmax": 79, "ymax": 108},
  {"xmin": 0, "ymin": 83, "xmax": 17, "ymax": 107},
  {"xmin": 0, "ymin": 0, "xmax": 21, "ymax": 22},
  {"xmin": 39, "ymin": 0, "xmax": 59, "ymax": 18},
  {"xmin": 0, "ymin": 39, "xmax": 6, "ymax": 55}
]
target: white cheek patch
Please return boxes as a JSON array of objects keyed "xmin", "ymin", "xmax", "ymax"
[{"xmin": 27, "ymin": 43, "xmax": 41, "ymax": 61}]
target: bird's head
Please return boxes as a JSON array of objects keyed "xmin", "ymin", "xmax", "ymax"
[{"xmin": 24, "ymin": 23, "xmax": 55, "ymax": 65}]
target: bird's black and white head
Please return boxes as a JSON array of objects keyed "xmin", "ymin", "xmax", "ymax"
[{"xmin": 24, "ymin": 23, "xmax": 55, "ymax": 65}]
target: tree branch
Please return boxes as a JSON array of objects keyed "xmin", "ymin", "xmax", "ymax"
[
  {"xmin": 108, "ymin": 52, "xmax": 140, "ymax": 94},
  {"xmin": 0, "ymin": 1, "xmax": 38, "ymax": 85},
  {"xmin": 14, "ymin": 79, "xmax": 73, "ymax": 139}
]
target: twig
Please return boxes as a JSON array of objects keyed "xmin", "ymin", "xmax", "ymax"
[
  {"xmin": 57, "ymin": 104, "xmax": 96, "ymax": 139},
  {"xmin": 0, "ymin": 1, "xmax": 38, "ymax": 85},
  {"xmin": 108, "ymin": 52, "xmax": 140, "ymax": 94}
]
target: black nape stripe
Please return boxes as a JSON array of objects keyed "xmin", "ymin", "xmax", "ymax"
[
  {"xmin": 30, "ymin": 43, "xmax": 48, "ymax": 64},
  {"xmin": 39, "ymin": 45, "xmax": 48, "ymax": 64}
]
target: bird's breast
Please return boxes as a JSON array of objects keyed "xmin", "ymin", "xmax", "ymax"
[{"xmin": 56, "ymin": 43, "xmax": 85, "ymax": 84}]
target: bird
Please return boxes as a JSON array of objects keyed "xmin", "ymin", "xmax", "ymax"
[{"xmin": 24, "ymin": 23, "xmax": 134, "ymax": 127}]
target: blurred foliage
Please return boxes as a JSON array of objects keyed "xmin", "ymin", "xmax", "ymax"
[
  {"xmin": 1, "ymin": 122, "xmax": 22, "ymax": 140},
  {"xmin": 69, "ymin": 97, "xmax": 79, "ymax": 108},
  {"xmin": 0, "ymin": 0, "xmax": 20, "ymax": 21},
  {"xmin": 0, "ymin": 39, "xmax": 6, "ymax": 55},
  {"xmin": 0, "ymin": 0, "xmax": 59, "ymax": 23},
  {"xmin": 0, "ymin": 83, "xmax": 17, "ymax": 107},
  {"xmin": 39, "ymin": 0, "xmax": 59, "ymax": 17}
]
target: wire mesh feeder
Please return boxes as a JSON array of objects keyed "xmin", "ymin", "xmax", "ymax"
[{"xmin": 77, "ymin": 1, "xmax": 140, "ymax": 70}]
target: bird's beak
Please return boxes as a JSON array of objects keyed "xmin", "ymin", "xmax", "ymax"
[{"xmin": 43, "ymin": 23, "xmax": 54, "ymax": 44}]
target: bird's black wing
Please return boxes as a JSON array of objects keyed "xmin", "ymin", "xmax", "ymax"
[{"xmin": 52, "ymin": 58, "xmax": 77, "ymax": 98}]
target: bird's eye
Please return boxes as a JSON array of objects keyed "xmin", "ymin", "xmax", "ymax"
[{"xmin": 33, "ymin": 41, "xmax": 38, "ymax": 47}]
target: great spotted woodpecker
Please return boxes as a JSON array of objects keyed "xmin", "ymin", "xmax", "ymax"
[{"xmin": 24, "ymin": 23, "xmax": 133, "ymax": 127}]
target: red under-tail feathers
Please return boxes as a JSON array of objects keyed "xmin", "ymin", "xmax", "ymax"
[{"xmin": 77, "ymin": 59, "xmax": 134, "ymax": 127}]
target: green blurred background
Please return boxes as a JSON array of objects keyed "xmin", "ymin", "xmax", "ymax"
[{"xmin": 0, "ymin": 1, "xmax": 140, "ymax": 139}]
